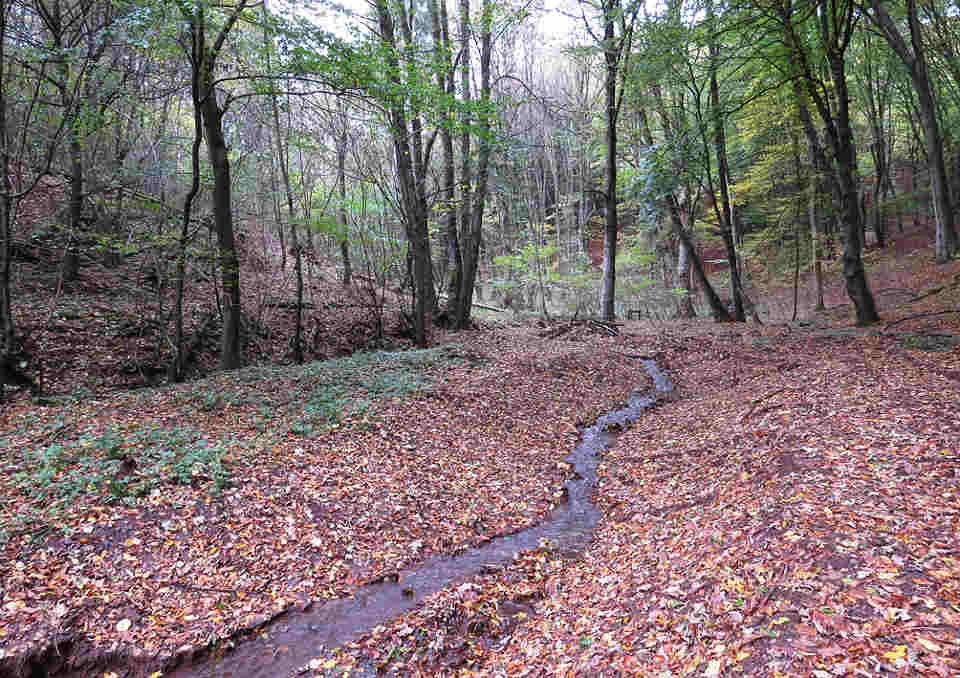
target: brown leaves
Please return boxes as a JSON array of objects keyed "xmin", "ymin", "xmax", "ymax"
[
  {"xmin": 0, "ymin": 328, "xmax": 646, "ymax": 675},
  {"xmin": 435, "ymin": 327, "xmax": 960, "ymax": 677}
]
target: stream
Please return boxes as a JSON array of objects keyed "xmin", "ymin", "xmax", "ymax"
[{"xmin": 166, "ymin": 359, "xmax": 673, "ymax": 678}]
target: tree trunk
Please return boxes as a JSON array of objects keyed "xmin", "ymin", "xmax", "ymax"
[
  {"xmin": 707, "ymin": 0, "xmax": 744, "ymax": 321},
  {"xmin": 429, "ymin": 0, "xmax": 460, "ymax": 317},
  {"xmin": 0, "ymin": 0, "xmax": 12, "ymax": 356},
  {"xmin": 599, "ymin": 0, "xmax": 620, "ymax": 322},
  {"xmin": 264, "ymin": 4, "xmax": 302, "ymax": 362},
  {"xmin": 376, "ymin": 0, "xmax": 429, "ymax": 346},
  {"xmin": 456, "ymin": 0, "xmax": 493, "ymax": 329},
  {"xmin": 337, "ymin": 126, "xmax": 351, "ymax": 285},
  {"xmin": 198, "ymin": 44, "xmax": 243, "ymax": 368},
  {"xmin": 669, "ymin": 197, "xmax": 730, "ymax": 321},
  {"xmin": 781, "ymin": 0, "xmax": 878, "ymax": 325},
  {"xmin": 674, "ymin": 232, "xmax": 696, "ymax": 318},
  {"xmin": 825, "ymin": 34, "xmax": 879, "ymax": 325},
  {"xmin": 170, "ymin": 53, "xmax": 204, "ymax": 383},
  {"xmin": 868, "ymin": 0, "xmax": 957, "ymax": 262}
]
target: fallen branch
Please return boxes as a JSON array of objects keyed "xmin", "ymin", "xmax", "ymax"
[
  {"xmin": 473, "ymin": 302, "xmax": 508, "ymax": 312},
  {"xmin": 588, "ymin": 319, "xmax": 620, "ymax": 336},
  {"xmin": 906, "ymin": 285, "xmax": 950, "ymax": 304},
  {"xmin": 883, "ymin": 310, "xmax": 960, "ymax": 331},
  {"xmin": 741, "ymin": 387, "xmax": 787, "ymax": 423}
]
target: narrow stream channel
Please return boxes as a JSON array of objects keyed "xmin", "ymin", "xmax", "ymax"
[{"xmin": 168, "ymin": 359, "xmax": 672, "ymax": 678}]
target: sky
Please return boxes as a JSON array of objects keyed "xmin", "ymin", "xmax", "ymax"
[{"xmin": 283, "ymin": 0, "xmax": 585, "ymax": 45}]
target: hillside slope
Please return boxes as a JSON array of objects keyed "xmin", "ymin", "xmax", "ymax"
[{"xmin": 1, "ymin": 236, "xmax": 959, "ymax": 677}]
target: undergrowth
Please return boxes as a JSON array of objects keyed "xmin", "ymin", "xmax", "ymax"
[{"xmin": 1, "ymin": 344, "xmax": 480, "ymax": 542}]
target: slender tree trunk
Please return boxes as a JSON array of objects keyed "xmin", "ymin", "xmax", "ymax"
[
  {"xmin": 456, "ymin": 0, "xmax": 473, "ymax": 325},
  {"xmin": 826, "ymin": 39, "xmax": 879, "ymax": 325},
  {"xmin": 429, "ymin": 0, "xmax": 460, "ymax": 316},
  {"xmin": 809, "ymin": 176, "xmax": 825, "ymax": 310},
  {"xmin": 337, "ymin": 125, "xmax": 351, "ymax": 285},
  {"xmin": 0, "ymin": 0, "xmax": 13, "ymax": 357},
  {"xmin": 707, "ymin": 0, "xmax": 744, "ymax": 321},
  {"xmin": 599, "ymin": 0, "xmax": 620, "ymax": 321},
  {"xmin": 456, "ymin": 0, "xmax": 492, "ymax": 329},
  {"xmin": 194, "ymin": 7, "xmax": 244, "ymax": 369},
  {"xmin": 269, "ymin": 98, "xmax": 302, "ymax": 363},
  {"xmin": 170, "ymin": 52, "xmax": 204, "ymax": 382},
  {"xmin": 263, "ymin": 7, "xmax": 303, "ymax": 362},
  {"xmin": 376, "ymin": 0, "xmax": 429, "ymax": 346},
  {"xmin": 868, "ymin": 0, "xmax": 957, "ymax": 262},
  {"xmin": 782, "ymin": 0, "xmax": 878, "ymax": 325},
  {"xmin": 269, "ymin": 151, "xmax": 285, "ymax": 270}
]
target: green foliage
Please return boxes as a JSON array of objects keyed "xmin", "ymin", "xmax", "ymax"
[
  {"xmin": 7, "ymin": 426, "xmax": 234, "ymax": 513},
  {"xmin": 494, "ymin": 241, "xmax": 558, "ymax": 274},
  {"xmin": 548, "ymin": 255, "xmax": 602, "ymax": 317},
  {"xmin": 616, "ymin": 233, "xmax": 657, "ymax": 312}
]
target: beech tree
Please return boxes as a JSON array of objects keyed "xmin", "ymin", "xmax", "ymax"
[
  {"xmin": 373, "ymin": 0, "xmax": 435, "ymax": 346},
  {"xmin": 777, "ymin": 0, "xmax": 880, "ymax": 325},
  {"xmin": 863, "ymin": 0, "xmax": 957, "ymax": 263},
  {"xmin": 178, "ymin": 0, "xmax": 248, "ymax": 369},
  {"xmin": 576, "ymin": 0, "xmax": 638, "ymax": 321}
]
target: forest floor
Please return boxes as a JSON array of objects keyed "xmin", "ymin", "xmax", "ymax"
[{"xmin": 2, "ymin": 229, "xmax": 960, "ymax": 677}]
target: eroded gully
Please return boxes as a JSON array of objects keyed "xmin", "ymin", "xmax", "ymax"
[{"xmin": 164, "ymin": 358, "xmax": 673, "ymax": 678}]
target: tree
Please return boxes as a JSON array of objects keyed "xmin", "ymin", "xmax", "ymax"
[
  {"xmin": 178, "ymin": 0, "xmax": 248, "ymax": 369},
  {"xmin": 578, "ymin": 0, "xmax": 638, "ymax": 321},
  {"xmin": 453, "ymin": 0, "xmax": 494, "ymax": 329},
  {"xmin": 630, "ymin": 1, "xmax": 731, "ymax": 321},
  {"xmin": 863, "ymin": 0, "xmax": 957, "ymax": 263},
  {"xmin": 704, "ymin": 0, "xmax": 746, "ymax": 320},
  {"xmin": 263, "ymin": 2, "xmax": 304, "ymax": 363},
  {"xmin": 31, "ymin": 0, "xmax": 134, "ymax": 281},
  {"xmin": 0, "ymin": 0, "xmax": 15, "ymax": 359},
  {"xmin": 778, "ymin": 0, "xmax": 879, "ymax": 325},
  {"xmin": 373, "ymin": 0, "xmax": 435, "ymax": 346}
]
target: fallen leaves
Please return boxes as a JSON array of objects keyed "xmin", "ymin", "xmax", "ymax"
[
  {"xmin": 0, "ymin": 329, "xmax": 646, "ymax": 675},
  {"xmin": 452, "ymin": 327, "xmax": 960, "ymax": 677}
]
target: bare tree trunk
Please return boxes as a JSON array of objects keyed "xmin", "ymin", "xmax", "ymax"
[
  {"xmin": 599, "ymin": 0, "xmax": 620, "ymax": 322},
  {"xmin": 263, "ymin": 8, "xmax": 303, "ymax": 363},
  {"xmin": 336, "ymin": 123, "xmax": 351, "ymax": 285},
  {"xmin": 825, "ymin": 32, "xmax": 879, "ymax": 325},
  {"xmin": 674, "ymin": 231, "xmax": 696, "ymax": 318},
  {"xmin": 429, "ymin": 0, "xmax": 460, "ymax": 317},
  {"xmin": 706, "ymin": 0, "xmax": 744, "ymax": 322},
  {"xmin": 192, "ymin": 4, "xmax": 247, "ymax": 369},
  {"xmin": 781, "ymin": 0, "xmax": 878, "ymax": 325},
  {"xmin": 809, "ymin": 177, "xmax": 825, "ymax": 311},
  {"xmin": 170, "ymin": 50, "xmax": 204, "ymax": 383},
  {"xmin": 0, "ymin": 0, "xmax": 13, "ymax": 357},
  {"xmin": 868, "ymin": 0, "xmax": 957, "ymax": 262},
  {"xmin": 456, "ymin": 0, "xmax": 493, "ymax": 329},
  {"xmin": 376, "ymin": 0, "xmax": 429, "ymax": 346}
]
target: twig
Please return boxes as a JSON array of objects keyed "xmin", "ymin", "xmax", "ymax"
[
  {"xmin": 741, "ymin": 387, "xmax": 787, "ymax": 423},
  {"xmin": 906, "ymin": 285, "xmax": 953, "ymax": 304},
  {"xmin": 156, "ymin": 579, "xmax": 262, "ymax": 596}
]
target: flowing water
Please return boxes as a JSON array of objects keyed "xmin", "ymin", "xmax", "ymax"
[{"xmin": 164, "ymin": 359, "xmax": 673, "ymax": 678}]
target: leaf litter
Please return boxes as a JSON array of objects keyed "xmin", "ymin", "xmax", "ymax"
[
  {"xmin": 296, "ymin": 323, "xmax": 960, "ymax": 678},
  {"xmin": 0, "ymin": 329, "xmax": 645, "ymax": 675},
  {"xmin": 3, "ymin": 255, "xmax": 960, "ymax": 677}
]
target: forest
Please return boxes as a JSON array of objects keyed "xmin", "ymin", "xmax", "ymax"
[
  {"xmin": 1, "ymin": 0, "xmax": 959, "ymax": 374},
  {"xmin": 2, "ymin": 0, "xmax": 960, "ymax": 676}
]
